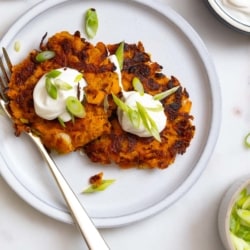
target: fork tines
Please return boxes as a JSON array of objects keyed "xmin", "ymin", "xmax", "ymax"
[
  {"xmin": 0, "ymin": 48, "xmax": 12, "ymax": 102},
  {"xmin": 0, "ymin": 47, "xmax": 12, "ymax": 86}
]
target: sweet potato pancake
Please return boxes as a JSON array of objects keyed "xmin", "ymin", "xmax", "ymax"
[
  {"xmin": 84, "ymin": 42, "xmax": 195, "ymax": 169},
  {"xmin": 7, "ymin": 31, "xmax": 120, "ymax": 153},
  {"xmin": 7, "ymin": 31, "xmax": 195, "ymax": 168}
]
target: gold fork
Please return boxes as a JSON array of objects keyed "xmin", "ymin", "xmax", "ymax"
[{"xmin": 0, "ymin": 48, "xmax": 109, "ymax": 250}]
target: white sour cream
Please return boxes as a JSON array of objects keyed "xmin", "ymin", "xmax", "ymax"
[
  {"xmin": 221, "ymin": 0, "xmax": 250, "ymax": 24},
  {"xmin": 109, "ymin": 54, "xmax": 167, "ymax": 138},
  {"xmin": 33, "ymin": 67, "xmax": 86, "ymax": 122},
  {"xmin": 117, "ymin": 91, "xmax": 166, "ymax": 137},
  {"xmin": 222, "ymin": 0, "xmax": 250, "ymax": 13}
]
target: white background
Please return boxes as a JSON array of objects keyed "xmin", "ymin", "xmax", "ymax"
[{"xmin": 1, "ymin": 0, "xmax": 250, "ymax": 249}]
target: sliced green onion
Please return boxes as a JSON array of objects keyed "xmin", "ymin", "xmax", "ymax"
[
  {"xmin": 74, "ymin": 73, "xmax": 83, "ymax": 82},
  {"xmin": 66, "ymin": 96, "xmax": 85, "ymax": 118},
  {"xmin": 54, "ymin": 79, "xmax": 73, "ymax": 90},
  {"xmin": 244, "ymin": 133, "xmax": 250, "ymax": 148},
  {"xmin": 45, "ymin": 77, "xmax": 58, "ymax": 99},
  {"xmin": 46, "ymin": 69, "xmax": 61, "ymax": 78},
  {"xmin": 58, "ymin": 117, "xmax": 66, "ymax": 128},
  {"xmin": 243, "ymin": 197, "xmax": 250, "ymax": 210},
  {"xmin": 128, "ymin": 109, "xmax": 140, "ymax": 128},
  {"xmin": 36, "ymin": 50, "xmax": 55, "ymax": 62},
  {"xmin": 136, "ymin": 102, "xmax": 161, "ymax": 142},
  {"xmin": 112, "ymin": 94, "xmax": 140, "ymax": 128},
  {"xmin": 115, "ymin": 41, "xmax": 124, "ymax": 70},
  {"xmin": 153, "ymin": 86, "xmax": 179, "ymax": 101},
  {"xmin": 237, "ymin": 209, "xmax": 250, "ymax": 225},
  {"xmin": 85, "ymin": 8, "xmax": 99, "ymax": 39},
  {"xmin": 82, "ymin": 179, "xmax": 115, "ymax": 193},
  {"xmin": 112, "ymin": 93, "xmax": 129, "ymax": 113},
  {"xmin": 14, "ymin": 41, "xmax": 21, "ymax": 52},
  {"xmin": 145, "ymin": 105, "xmax": 163, "ymax": 112},
  {"xmin": 132, "ymin": 77, "xmax": 144, "ymax": 95}
]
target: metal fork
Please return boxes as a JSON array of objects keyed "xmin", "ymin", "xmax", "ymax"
[{"xmin": 0, "ymin": 48, "xmax": 109, "ymax": 250}]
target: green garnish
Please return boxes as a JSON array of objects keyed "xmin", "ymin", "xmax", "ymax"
[
  {"xmin": 14, "ymin": 41, "xmax": 21, "ymax": 52},
  {"xmin": 115, "ymin": 41, "xmax": 124, "ymax": 70},
  {"xmin": 144, "ymin": 105, "xmax": 163, "ymax": 112},
  {"xmin": 112, "ymin": 93, "xmax": 129, "ymax": 113},
  {"xmin": 244, "ymin": 133, "xmax": 250, "ymax": 148},
  {"xmin": 45, "ymin": 77, "xmax": 58, "ymax": 99},
  {"xmin": 74, "ymin": 73, "xmax": 83, "ymax": 82},
  {"xmin": 54, "ymin": 79, "xmax": 73, "ymax": 90},
  {"xmin": 153, "ymin": 86, "xmax": 179, "ymax": 101},
  {"xmin": 36, "ymin": 50, "xmax": 55, "ymax": 62},
  {"xmin": 136, "ymin": 102, "xmax": 161, "ymax": 142},
  {"xmin": 46, "ymin": 69, "xmax": 61, "ymax": 78},
  {"xmin": 132, "ymin": 77, "xmax": 144, "ymax": 95},
  {"xmin": 229, "ymin": 188, "xmax": 250, "ymax": 249},
  {"xmin": 58, "ymin": 117, "xmax": 66, "ymax": 128},
  {"xmin": 85, "ymin": 8, "xmax": 99, "ymax": 39},
  {"xmin": 82, "ymin": 179, "xmax": 115, "ymax": 194},
  {"xmin": 66, "ymin": 96, "xmax": 85, "ymax": 118}
]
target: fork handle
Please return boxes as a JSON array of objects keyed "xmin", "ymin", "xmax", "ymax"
[{"xmin": 28, "ymin": 132, "xmax": 109, "ymax": 250}]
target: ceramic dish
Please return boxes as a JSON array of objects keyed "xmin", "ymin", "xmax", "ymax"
[
  {"xmin": 218, "ymin": 176, "xmax": 250, "ymax": 250},
  {"xmin": 0, "ymin": 0, "xmax": 221, "ymax": 228},
  {"xmin": 206, "ymin": 0, "xmax": 250, "ymax": 33}
]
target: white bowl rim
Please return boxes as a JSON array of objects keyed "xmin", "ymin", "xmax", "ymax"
[{"xmin": 207, "ymin": 0, "xmax": 250, "ymax": 33}]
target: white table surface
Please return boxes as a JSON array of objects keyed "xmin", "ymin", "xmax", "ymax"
[{"xmin": 1, "ymin": 0, "xmax": 250, "ymax": 249}]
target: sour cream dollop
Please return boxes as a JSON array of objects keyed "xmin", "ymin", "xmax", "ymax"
[
  {"xmin": 33, "ymin": 67, "xmax": 86, "ymax": 122},
  {"xmin": 222, "ymin": 0, "xmax": 250, "ymax": 13},
  {"xmin": 117, "ymin": 91, "xmax": 166, "ymax": 137},
  {"xmin": 109, "ymin": 54, "xmax": 167, "ymax": 139},
  {"xmin": 221, "ymin": 0, "xmax": 250, "ymax": 24}
]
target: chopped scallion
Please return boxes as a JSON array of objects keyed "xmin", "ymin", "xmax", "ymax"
[
  {"xmin": 74, "ymin": 73, "xmax": 83, "ymax": 82},
  {"xmin": 85, "ymin": 8, "xmax": 99, "ymax": 39},
  {"xmin": 66, "ymin": 96, "xmax": 85, "ymax": 118},
  {"xmin": 54, "ymin": 79, "xmax": 73, "ymax": 90},
  {"xmin": 45, "ymin": 77, "xmax": 58, "ymax": 99},
  {"xmin": 244, "ymin": 133, "xmax": 250, "ymax": 148},
  {"xmin": 58, "ymin": 117, "xmax": 66, "ymax": 128},
  {"xmin": 14, "ymin": 41, "xmax": 21, "ymax": 52},
  {"xmin": 46, "ymin": 69, "xmax": 61, "ymax": 78},
  {"xmin": 115, "ymin": 41, "xmax": 124, "ymax": 70},
  {"xmin": 153, "ymin": 86, "xmax": 179, "ymax": 101},
  {"xmin": 82, "ymin": 179, "xmax": 115, "ymax": 193},
  {"xmin": 136, "ymin": 102, "xmax": 161, "ymax": 142},
  {"xmin": 132, "ymin": 77, "xmax": 144, "ymax": 95},
  {"xmin": 36, "ymin": 50, "xmax": 55, "ymax": 62}
]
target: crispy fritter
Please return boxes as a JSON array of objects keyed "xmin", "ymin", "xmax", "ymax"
[
  {"xmin": 7, "ymin": 31, "xmax": 120, "ymax": 153},
  {"xmin": 84, "ymin": 43, "xmax": 195, "ymax": 169},
  {"xmin": 7, "ymin": 31, "xmax": 195, "ymax": 168}
]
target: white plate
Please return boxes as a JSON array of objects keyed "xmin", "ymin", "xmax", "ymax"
[{"xmin": 0, "ymin": 0, "xmax": 221, "ymax": 228}]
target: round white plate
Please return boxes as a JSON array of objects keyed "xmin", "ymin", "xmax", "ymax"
[{"xmin": 0, "ymin": 0, "xmax": 221, "ymax": 228}]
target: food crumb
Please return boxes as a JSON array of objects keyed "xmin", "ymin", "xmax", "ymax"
[{"xmin": 89, "ymin": 172, "xmax": 103, "ymax": 187}]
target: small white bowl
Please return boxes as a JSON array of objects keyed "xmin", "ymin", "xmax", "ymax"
[
  {"xmin": 218, "ymin": 176, "xmax": 250, "ymax": 250},
  {"xmin": 206, "ymin": 0, "xmax": 250, "ymax": 34}
]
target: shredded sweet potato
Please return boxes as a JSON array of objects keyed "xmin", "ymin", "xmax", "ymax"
[
  {"xmin": 7, "ymin": 31, "xmax": 120, "ymax": 153},
  {"xmin": 7, "ymin": 31, "xmax": 195, "ymax": 168}
]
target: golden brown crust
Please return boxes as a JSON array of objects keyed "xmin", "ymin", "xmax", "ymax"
[
  {"xmin": 7, "ymin": 31, "xmax": 195, "ymax": 168},
  {"xmin": 7, "ymin": 31, "xmax": 119, "ymax": 153}
]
